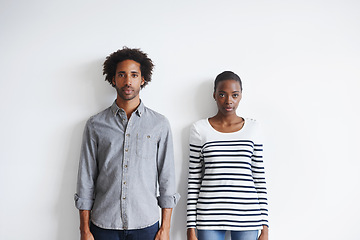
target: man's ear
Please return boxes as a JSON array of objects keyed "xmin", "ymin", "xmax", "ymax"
[
  {"xmin": 141, "ymin": 77, "xmax": 145, "ymax": 86},
  {"xmin": 112, "ymin": 77, "xmax": 116, "ymax": 86}
]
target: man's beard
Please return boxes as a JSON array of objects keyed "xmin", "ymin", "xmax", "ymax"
[{"xmin": 115, "ymin": 85, "xmax": 140, "ymax": 101}]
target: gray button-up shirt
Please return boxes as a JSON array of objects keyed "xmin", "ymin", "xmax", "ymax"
[{"xmin": 75, "ymin": 101, "xmax": 180, "ymax": 230}]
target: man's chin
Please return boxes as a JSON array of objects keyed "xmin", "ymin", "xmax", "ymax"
[{"xmin": 119, "ymin": 94, "xmax": 136, "ymax": 101}]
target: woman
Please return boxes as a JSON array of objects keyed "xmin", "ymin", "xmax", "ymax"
[{"xmin": 187, "ymin": 71, "xmax": 269, "ymax": 240}]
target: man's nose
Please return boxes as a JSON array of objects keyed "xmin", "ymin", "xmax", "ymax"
[{"xmin": 125, "ymin": 75, "xmax": 132, "ymax": 85}]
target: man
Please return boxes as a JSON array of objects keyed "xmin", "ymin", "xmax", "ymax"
[{"xmin": 75, "ymin": 47, "xmax": 180, "ymax": 240}]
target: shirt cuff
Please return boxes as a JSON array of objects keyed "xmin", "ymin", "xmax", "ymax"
[
  {"xmin": 74, "ymin": 194, "xmax": 94, "ymax": 210},
  {"xmin": 157, "ymin": 193, "xmax": 181, "ymax": 208}
]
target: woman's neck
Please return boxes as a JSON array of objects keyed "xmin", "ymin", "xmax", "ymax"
[
  {"xmin": 212, "ymin": 112, "xmax": 242, "ymax": 124},
  {"xmin": 209, "ymin": 112, "xmax": 244, "ymax": 133}
]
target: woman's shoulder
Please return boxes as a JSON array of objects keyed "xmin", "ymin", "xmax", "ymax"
[
  {"xmin": 190, "ymin": 118, "xmax": 211, "ymax": 135},
  {"xmin": 243, "ymin": 118, "xmax": 263, "ymax": 139},
  {"xmin": 244, "ymin": 117, "xmax": 259, "ymax": 126},
  {"xmin": 192, "ymin": 118, "xmax": 208, "ymax": 127}
]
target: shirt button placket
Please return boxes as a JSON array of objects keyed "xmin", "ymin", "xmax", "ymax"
[{"xmin": 122, "ymin": 130, "xmax": 131, "ymax": 229}]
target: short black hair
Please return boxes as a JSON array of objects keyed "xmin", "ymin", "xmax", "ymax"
[
  {"xmin": 103, "ymin": 47, "xmax": 154, "ymax": 88},
  {"xmin": 214, "ymin": 71, "xmax": 243, "ymax": 92}
]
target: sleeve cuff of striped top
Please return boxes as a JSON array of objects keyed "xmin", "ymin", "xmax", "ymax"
[
  {"xmin": 74, "ymin": 193, "xmax": 94, "ymax": 210},
  {"xmin": 157, "ymin": 193, "xmax": 181, "ymax": 208}
]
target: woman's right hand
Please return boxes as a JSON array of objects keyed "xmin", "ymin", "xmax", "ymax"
[{"xmin": 187, "ymin": 228, "xmax": 198, "ymax": 240}]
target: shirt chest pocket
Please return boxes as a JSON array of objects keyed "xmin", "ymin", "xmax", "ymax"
[{"xmin": 136, "ymin": 133, "xmax": 158, "ymax": 159}]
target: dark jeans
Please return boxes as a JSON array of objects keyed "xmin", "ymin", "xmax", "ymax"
[{"xmin": 90, "ymin": 222, "xmax": 159, "ymax": 240}]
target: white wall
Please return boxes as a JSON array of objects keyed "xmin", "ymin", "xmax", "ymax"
[{"xmin": 1, "ymin": 0, "xmax": 359, "ymax": 239}]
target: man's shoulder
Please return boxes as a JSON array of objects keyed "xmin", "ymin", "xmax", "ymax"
[{"xmin": 86, "ymin": 106, "xmax": 112, "ymax": 125}]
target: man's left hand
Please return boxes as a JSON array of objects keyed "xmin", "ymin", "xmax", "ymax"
[{"xmin": 155, "ymin": 227, "xmax": 170, "ymax": 240}]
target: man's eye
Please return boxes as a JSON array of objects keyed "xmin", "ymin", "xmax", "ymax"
[
  {"xmin": 219, "ymin": 93, "xmax": 225, "ymax": 97},
  {"xmin": 118, "ymin": 73, "xmax": 125, "ymax": 77},
  {"xmin": 132, "ymin": 74, "xmax": 138, "ymax": 78},
  {"xmin": 233, "ymin": 94, "xmax": 239, "ymax": 98}
]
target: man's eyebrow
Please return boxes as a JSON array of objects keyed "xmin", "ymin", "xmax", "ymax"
[{"xmin": 117, "ymin": 70, "xmax": 140, "ymax": 73}]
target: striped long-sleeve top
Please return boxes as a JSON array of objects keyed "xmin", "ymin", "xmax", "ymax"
[{"xmin": 187, "ymin": 118, "xmax": 268, "ymax": 231}]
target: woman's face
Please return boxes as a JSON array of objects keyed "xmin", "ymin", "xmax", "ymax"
[{"xmin": 213, "ymin": 79, "xmax": 242, "ymax": 116}]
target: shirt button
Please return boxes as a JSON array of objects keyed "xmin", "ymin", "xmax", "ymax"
[
  {"xmin": 123, "ymin": 182, "xmax": 126, "ymax": 185},
  {"xmin": 126, "ymin": 134, "xmax": 130, "ymax": 137},
  {"xmin": 123, "ymin": 197, "xmax": 126, "ymax": 200},
  {"xmin": 125, "ymin": 149, "xmax": 128, "ymax": 152},
  {"xmin": 124, "ymin": 165, "xmax": 128, "ymax": 168}
]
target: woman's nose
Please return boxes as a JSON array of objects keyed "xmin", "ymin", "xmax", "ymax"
[{"xmin": 225, "ymin": 96, "xmax": 232, "ymax": 104}]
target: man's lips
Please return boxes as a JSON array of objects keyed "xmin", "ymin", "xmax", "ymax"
[{"xmin": 122, "ymin": 87, "xmax": 133, "ymax": 94}]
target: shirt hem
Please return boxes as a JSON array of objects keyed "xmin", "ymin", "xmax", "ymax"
[
  {"xmin": 91, "ymin": 219, "xmax": 160, "ymax": 230},
  {"xmin": 196, "ymin": 225, "xmax": 264, "ymax": 231}
]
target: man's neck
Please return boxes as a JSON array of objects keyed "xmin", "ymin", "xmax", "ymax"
[{"xmin": 115, "ymin": 97, "xmax": 141, "ymax": 120}]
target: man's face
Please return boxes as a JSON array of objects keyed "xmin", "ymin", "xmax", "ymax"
[{"xmin": 112, "ymin": 59, "xmax": 144, "ymax": 101}]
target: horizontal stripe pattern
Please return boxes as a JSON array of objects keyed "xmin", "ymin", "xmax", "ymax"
[{"xmin": 187, "ymin": 119, "xmax": 268, "ymax": 231}]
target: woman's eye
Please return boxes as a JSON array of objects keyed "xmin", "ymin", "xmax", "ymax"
[
  {"xmin": 219, "ymin": 93, "xmax": 225, "ymax": 97},
  {"xmin": 233, "ymin": 94, "xmax": 238, "ymax": 98}
]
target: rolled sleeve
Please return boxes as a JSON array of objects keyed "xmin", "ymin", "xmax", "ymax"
[
  {"xmin": 157, "ymin": 193, "xmax": 181, "ymax": 208},
  {"xmin": 156, "ymin": 118, "xmax": 180, "ymax": 209},
  {"xmin": 74, "ymin": 118, "xmax": 98, "ymax": 211},
  {"xmin": 74, "ymin": 193, "xmax": 94, "ymax": 210}
]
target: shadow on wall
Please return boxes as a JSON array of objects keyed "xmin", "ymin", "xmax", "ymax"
[
  {"xmin": 171, "ymin": 125, "xmax": 191, "ymax": 239},
  {"xmin": 171, "ymin": 79, "xmax": 216, "ymax": 239},
  {"xmin": 55, "ymin": 60, "xmax": 114, "ymax": 240},
  {"xmin": 56, "ymin": 121, "xmax": 85, "ymax": 240},
  {"xmin": 194, "ymin": 79, "xmax": 216, "ymax": 121}
]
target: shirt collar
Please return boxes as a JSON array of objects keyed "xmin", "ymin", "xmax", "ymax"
[
  {"xmin": 135, "ymin": 100, "xmax": 145, "ymax": 117},
  {"xmin": 110, "ymin": 100, "xmax": 145, "ymax": 117}
]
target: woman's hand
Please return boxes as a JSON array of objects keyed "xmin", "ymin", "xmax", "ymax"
[
  {"xmin": 187, "ymin": 228, "xmax": 198, "ymax": 240},
  {"xmin": 258, "ymin": 225, "xmax": 268, "ymax": 240}
]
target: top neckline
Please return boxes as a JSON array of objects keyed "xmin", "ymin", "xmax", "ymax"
[{"xmin": 206, "ymin": 117, "xmax": 246, "ymax": 134}]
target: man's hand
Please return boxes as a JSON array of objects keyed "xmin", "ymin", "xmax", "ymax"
[
  {"xmin": 79, "ymin": 210, "xmax": 94, "ymax": 240},
  {"xmin": 155, "ymin": 227, "xmax": 170, "ymax": 240},
  {"xmin": 155, "ymin": 208, "xmax": 173, "ymax": 240},
  {"xmin": 80, "ymin": 230, "xmax": 94, "ymax": 240}
]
